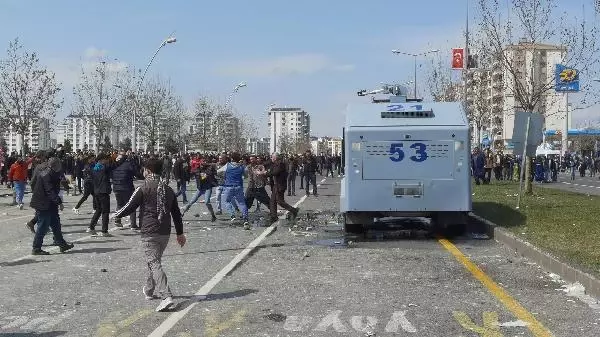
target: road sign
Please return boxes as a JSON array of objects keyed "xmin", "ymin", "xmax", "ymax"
[
  {"xmin": 555, "ymin": 64, "xmax": 580, "ymax": 92},
  {"xmin": 511, "ymin": 111, "xmax": 544, "ymax": 156}
]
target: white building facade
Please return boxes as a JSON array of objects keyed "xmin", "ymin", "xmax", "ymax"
[
  {"xmin": 268, "ymin": 107, "xmax": 311, "ymax": 154},
  {"xmin": 501, "ymin": 41, "xmax": 569, "ymax": 149},
  {"xmin": 2, "ymin": 117, "xmax": 51, "ymax": 154},
  {"xmin": 245, "ymin": 137, "xmax": 270, "ymax": 154},
  {"xmin": 56, "ymin": 115, "xmax": 121, "ymax": 152},
  {"xmin": 310, "ymin": 136, "xmax": 342, "ymax": 156}
]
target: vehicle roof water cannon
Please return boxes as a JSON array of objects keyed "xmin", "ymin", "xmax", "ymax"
[{"xmin": 356, "ymin": 83, "xmax": 422, "ymax": 103}]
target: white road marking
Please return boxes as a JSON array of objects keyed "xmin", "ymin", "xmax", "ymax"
[
  {"xmin": 385, "ymin": 311, "xmax": 417, "ymax": 333},
  {"xmin": 148, "ymin": 180, "xmax": 326, "ymax": 337},
  {"xmin": 1, "ymin": 316, "xmax": 29, "ymax": 329},
  {"xmin": 283, "ymin": 316, "xmax": 313, "ymax": 332},
  {"xmin": 0, "ymin": 214, "xmax": 33, "ymax": 224},
  {"xmin": 313, "ymin": 310, "xmax": 349, "ymax": 332},
  {"xmin": 350, "ymin": 316, "xmax": 378, "ymax": 333},
  {"xmin": 0, "ymin": 311, "xmax": 73, "ymax": 330},
  {"xmin": 283, "ymin": 311, "xmax": 417, "ymax": 333},
  {"xmin": 561, "ymin": 182, "xmax": 600, "ymax": 189}
]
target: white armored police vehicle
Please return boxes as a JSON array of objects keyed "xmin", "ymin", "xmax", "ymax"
[{"xmin": 340, "ymin": 83, "xmax": 471, "ymax": 236}]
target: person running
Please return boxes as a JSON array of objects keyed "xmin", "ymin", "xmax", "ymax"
[
  {"xmin": 30, "ymin": 155, "xmax": 74, "ymax": 255},
  {"xmin": 181, "ymin": 160, "xmax": 217, "ymax": 222},
  {"xmin": 73, "ymin": 156, "xmax": 96, "ymax": 214},
  {"xmin": 112, "ymin": 157, "xmax": 186, "ymax": 312}
]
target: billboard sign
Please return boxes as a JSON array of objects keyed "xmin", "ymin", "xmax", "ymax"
[{"xmin": 555, "ymin": 64, "xmax": 580, "ymax": 92}]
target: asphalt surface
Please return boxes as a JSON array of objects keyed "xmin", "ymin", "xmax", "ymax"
[
  {"xmin": 539, "ymin": 172, "xmax": 600, "ymax": 196},
  {"xmin": 0, "ymin": 176, "xmax": 599, "ymax": 336}
]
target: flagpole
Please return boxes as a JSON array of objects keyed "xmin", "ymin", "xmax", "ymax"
[{"xmin": 464, "ymin": 0, "xmax": 470, "ymax": 133}]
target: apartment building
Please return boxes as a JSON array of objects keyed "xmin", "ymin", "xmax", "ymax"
[
  {"xmin": 465, "ymin": 68, "xmax": 503, "ymax": 147},
  {"xmin": 310, "ymin": 136, "xmax": 342, "ymax": 156},
  {"xmin": 465, "ymin": 40, "xmax": 570, "ymax": 150},
  {"xmin": 502, "ymin": 41, "xmax": 568, "ymax": 149},
  {"xmin": 245, "ymin": 137, "xmax": 270, "ymax": 154},
  {"xmin": 56, "ymin": 115, "xmax": 120, "ymax": 152},
  {"xmin": 268, "ymin": 107, "xmax": 311, "ymax": 154},
  {"xmin": 2, "ymin": 117, "xmax": 51, "ymax": 154}
]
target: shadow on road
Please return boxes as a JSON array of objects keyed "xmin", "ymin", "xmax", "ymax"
[
  {"xmin": 163, "ymin": 243, "xmax": 286, "ymax": 258},
  {"xmin": 473, "ymin": 201, "xmax": 527, "ymax": 228},
  {"xmin": 0, "ymin": 259, "xmax": 50, "ymax": 267},
  {"xmin": 0, "ymin": 332, "xmax": 67, "ymax": 337},
  {"xmin": 69, "ymin": 247, "xmax": 130, "ymax": 254},
  {"xmin": 171, "ymin": 289, "xmax": 259, "ymax": 311},
  {"xmin": 73, "ymin": 239, "xmax": 122, "ymax": 245}
]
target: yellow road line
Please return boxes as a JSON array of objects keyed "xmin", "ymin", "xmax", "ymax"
[
  {"xmin": 438, "ymin": 238, "xmax": 553, "ymax": 337},
  {"xmin": 205, "ymin": 309, "xmax": 247, "ymax": 337}
]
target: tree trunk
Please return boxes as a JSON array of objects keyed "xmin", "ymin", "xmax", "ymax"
[
  {"xmin": 525, "ymin": 156, "xmax": 533, "ymax": 195},
  {"xmin": 17, "ymin": 133, "xmax": 24, "ymax": 155}
]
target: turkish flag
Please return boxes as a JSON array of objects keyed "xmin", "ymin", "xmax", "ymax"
[{"xmin": 452, "ymin": 48, "xmax": 464, "ymax": 69}]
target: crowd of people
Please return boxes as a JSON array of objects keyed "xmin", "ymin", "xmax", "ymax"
[
  {"xmin": 0, "ymin": 145, "xmax": 342, "ymax": 311},
  {"xmin": 470, "ymin": 147, "xmax": 600, "ymax": 184}
]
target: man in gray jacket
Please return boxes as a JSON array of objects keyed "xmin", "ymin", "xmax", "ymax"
[{"xmin": 113, "ymin": 157, "xmax": 186, "ymax": 312}]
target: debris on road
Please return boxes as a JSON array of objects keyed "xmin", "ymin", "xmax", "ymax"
[{"xmin": 265, "ymin": 313, "xmax": 287, "ymax": 322}]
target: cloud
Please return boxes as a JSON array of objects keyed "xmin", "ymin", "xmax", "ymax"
[
  {"xmin": 47, "ymin": 46, "xmax": 129, "ymax": 88},
  {"xmin": 83, "ymin": 47, "xmax": 107, "ymax": 60},
  {"xmin": 215, "ymin": 53, "xmax": 355, "ymax": 77}
]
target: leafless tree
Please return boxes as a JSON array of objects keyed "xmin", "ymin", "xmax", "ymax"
[
  {"xmin": 0, "ymin": 38, "xmax": 61, "ymax": 154},
  {"xmin": 427, "ymin": 54, "xmax": 463, "ymax": 102},
  {"xmin": 211, "ymin": 104, "xmax": 234, "ymax": 153},
  {"xmin": 476, "ymin": 0, "xmax": 600, "ymax": 193},
  {"xmin": 137, "ymin": 77, "xmax": 178, "ymax": 153},
  {"xmin": 572, "ymin": 134, "xmax": 600, "ymax": 155},
  {"xmin": 191, "ymin": 95, "xmax": 216, "ymax": 151},
  {"xmin": 278, "ymin": 132, "xmax": 294, "ymax": 154},
  {"xmin": 72, "ymin": 60, "xmax": 129, "ymax": 153},
  {"xmin": 161, "ymin": 97, "xmax": 188, "ymax": 152},
  {"xmin": 466, "ymin": 70, "xmax": 493, "ymax": 147}
]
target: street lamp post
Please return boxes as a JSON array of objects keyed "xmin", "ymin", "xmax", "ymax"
[
  {"xmin": 224, "ymin": 82, "xmax": 247, "ymax": 110},
  {"xmin": 131, "ymin": 35, "xmax": 176, "ymax": 153},
  {"xmin": 391, "ymin": 49, "xmax": 439, "ymax": 99},
  {"xmin": 220, "ymin": 82, "xmax": 247, "ymax": 152}
]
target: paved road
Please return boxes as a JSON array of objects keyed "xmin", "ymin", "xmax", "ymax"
[
  {"xmin": 1, "ymin": 177, "xmax": 599, "ymax": 336},
  {"xmin": 539, "ymin": 172, "xmax": 600, "ymax": 196}
]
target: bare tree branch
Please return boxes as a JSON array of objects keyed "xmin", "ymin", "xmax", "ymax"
[
  {"xmin": 0, "ymin": 38, "xmax": 62, "ymax": 154},
  {"xmin": 72, "ymin": 60, "xmax": 128, "ymax": 153}
]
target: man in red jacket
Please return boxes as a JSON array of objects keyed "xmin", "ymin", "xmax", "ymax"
[{"xmin": 8, "ymin": 157, "xmax": 33, "ymax": 210}]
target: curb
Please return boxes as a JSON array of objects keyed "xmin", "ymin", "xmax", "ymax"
[{"xmin": 469, "ymin": 212, "xmax": 600, "ymax": 298}]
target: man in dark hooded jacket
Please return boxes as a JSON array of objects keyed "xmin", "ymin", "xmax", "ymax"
[
  {"xmin": 88, "ymin": 154, "xmax": 114, "ymax": 236},
  {"xmin": 111, "ymin": 152, "xmax": 142, "ymax": 229},
  {"xmin": 30, "ymin": 155, "xmax": 74, "ymax": 255},
  {"xmin": 113, "ymin": 157, "xmax": 186, "ymax": 312}
]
